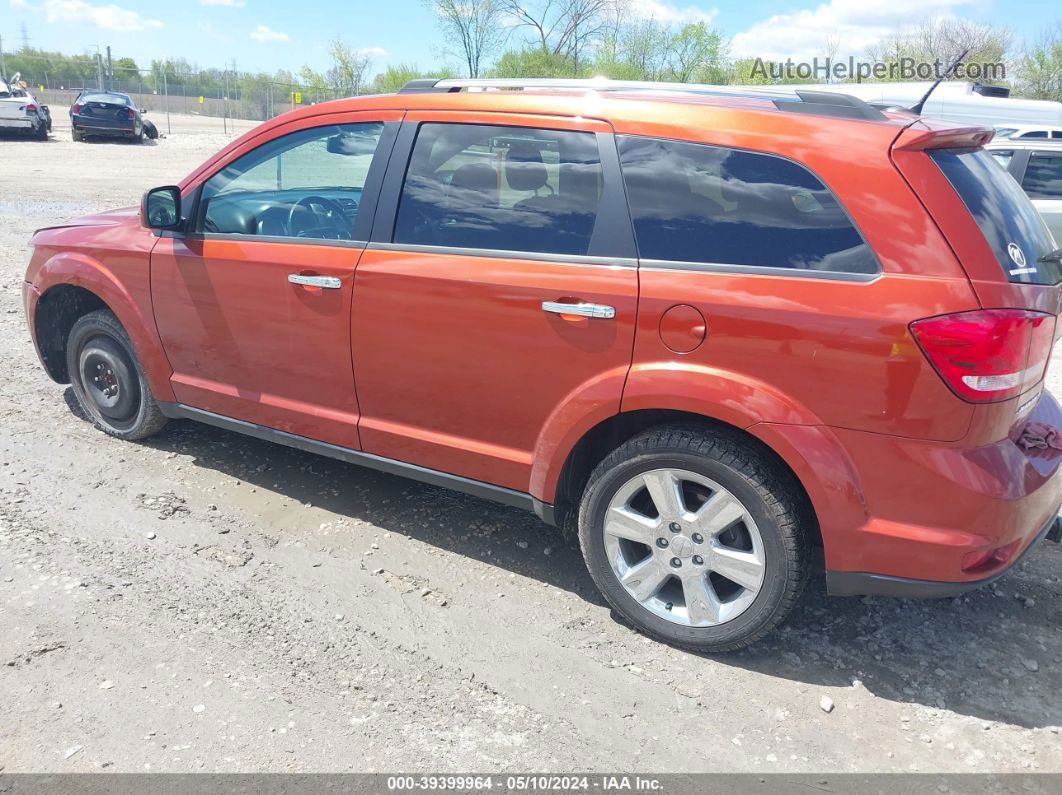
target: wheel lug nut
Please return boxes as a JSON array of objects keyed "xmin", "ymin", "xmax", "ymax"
[
  {"xmin": 670, "ymin": 557, "xmax": 681, "ymax": 568},
  {"xmin": 668, "ymin": 522, "xmax": 681, "ymax": 533},
  {"xmin": 656, "ymin": 538, "xmax": 668, "ymax": 548},
  {"xmin": 692, "ymin": 555, "xmax": 704, "ymax": 565},
  {"xmin": 692, "ymin": 533, "xmax": 704, "ymax": 544}
]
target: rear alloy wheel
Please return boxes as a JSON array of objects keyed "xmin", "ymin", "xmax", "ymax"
[
  {"xmin": 578, "ymin": 426, "xmax": 809, "ymax": 652},
  {"xmin": 66, "ymin": 310, "xmax": 167, "ymax": 441}
]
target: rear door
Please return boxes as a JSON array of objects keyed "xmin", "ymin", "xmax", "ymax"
[{"xmin": 351, "ymin": 113, "xmax": 638, "ymax": 491}]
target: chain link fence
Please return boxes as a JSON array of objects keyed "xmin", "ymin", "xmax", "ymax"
[{"xmin": 4, "ymin": 55, "xmax": 351, "ymax": 125}]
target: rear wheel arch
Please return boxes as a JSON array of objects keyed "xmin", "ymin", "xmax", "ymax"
[{"xmin": 546, "ymin": 409, "xmax": 821, "ymax": 552}]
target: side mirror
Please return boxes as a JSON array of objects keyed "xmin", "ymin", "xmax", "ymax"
[
  {"xmin": 140, "ymin": 108, "xmax": 148, "ymax": 115},
  {"xmin": 141, "ymin": 185, "xmax": 182, "ymax": 230}
]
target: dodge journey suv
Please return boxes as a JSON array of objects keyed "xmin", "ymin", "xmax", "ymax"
[{"xmin": 24, "ymin": 78, "xmax": 1062, "ymax": 651}]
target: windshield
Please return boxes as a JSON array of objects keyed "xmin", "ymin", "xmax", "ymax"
[{"xmin": 929, "ymin": 148, "xmax": 1061, "ymax": 285}]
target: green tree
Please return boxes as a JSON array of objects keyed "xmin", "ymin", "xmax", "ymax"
[{"xmin": 1016, "ymin": 23, "xmax": 1062, "ymax": 101}]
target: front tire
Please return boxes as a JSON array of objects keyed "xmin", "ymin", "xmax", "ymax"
[
  {"xmin": 66, "ymin": 310, "xmax": 167, "ymax": 441},
  {"xmin": 578, "ymin": 426, "xmax": 809, "ymax": 652}
]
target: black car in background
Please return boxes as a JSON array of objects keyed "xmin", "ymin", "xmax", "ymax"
[{"xmin": 70, "ymin": 90, "xmax": 146, "ymax": 143}]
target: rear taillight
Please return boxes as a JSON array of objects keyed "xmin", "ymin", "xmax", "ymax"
[
  {"xmin": 910, "ymin": 309, "xmax": 1056, "ymax": 403},
  {"xmin": 125, "ymin": 108, "xmax": 136, "ymax": 120},
  {"xmin": 24, "ymin": 103, "xmax": 37, "ymax": 114},
  {"xmin": 71, "ymin": 103, "xmax": 80, "ymax": 114}
]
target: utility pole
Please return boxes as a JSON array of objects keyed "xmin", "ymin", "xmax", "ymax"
[
  {"xmin": 162, "ymin": 63, "xmax": 171, "ymax": 135},
  {"xmin": 0, "ymin": 35, "xmax": 7, "ymax": 81},
  {"xmin": 19, "ymin": 22, "xmax": 30, "ymax": 51},
  {"xmin": 106, "ymin": 46, "xmax": 112, "ymax": 90},
  {"xmin": 96, "ymin": 52, "xmax": 104, "ymax": 89}
]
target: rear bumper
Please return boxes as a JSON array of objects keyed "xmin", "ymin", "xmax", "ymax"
[
  {"xmin": 0, "ymin": 117, "xmax": 34, "ymax": 130},
  {"xmin": 817, "ymin": 389, "xmax": 1062, "ymax": 596},
  {"xmin": 827, "ymin": 513, "xmax": 1061, "ymax": 598},
  {"xmin": 73, "ymin": 118, "xmax": 136, "ymax": 135}
]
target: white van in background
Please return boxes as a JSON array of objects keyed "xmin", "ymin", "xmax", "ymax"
[{"xmin": 789, "ymin": 81, "xmax": 1062, "ymax": 130}]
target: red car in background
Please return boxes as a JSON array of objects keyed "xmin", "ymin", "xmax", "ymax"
[{"xmin": 24, "ymin": 79, "xmax": 1062, "ymax": 651}]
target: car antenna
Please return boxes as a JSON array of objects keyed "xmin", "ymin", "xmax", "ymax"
[{"xmin": 908, "ymin": 48, "xmax": 971, "ymax": 115}]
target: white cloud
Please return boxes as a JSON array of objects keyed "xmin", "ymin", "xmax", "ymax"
[
  {"xmin": 199, "ymin": 0, "xmax": 245, "ymax": 7},
  {"xmin": 731, "ymin": 0, "xmax": 969, "ymax": 61},
  {"xmin": 250, "ymin": 24, "xmax": 289, "ymax": 43},
  {"xmin": 358, "ymin": 46, "xmax": 389, "ymax": 59},
  {"xmin": 628, "ymin": 0, "xmax": 719, "ymax": 25},
  {"xmin": 41, "ymin": 0, "xmax": 163, "ymax": 32}
]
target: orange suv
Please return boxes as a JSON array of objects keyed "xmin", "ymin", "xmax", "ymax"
[{"xmin": 24, "ymin": 79, "xmax": 1062, "ymax": 651}]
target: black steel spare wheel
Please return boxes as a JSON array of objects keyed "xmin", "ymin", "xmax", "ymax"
[
  {"xmin": 79, "ymin": 335, "xmax": 140, "ymax": 428},
  {"xmin": 65, "ymin": 309, "xmax": 168, "ymax": 441}
]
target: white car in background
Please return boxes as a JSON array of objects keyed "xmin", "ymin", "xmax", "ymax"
[
  {"xmin": 994, "ymin": 124, "xmax": 1062, "ymax": 141},
  {"xmin": 0, "ymin": 73, "xmax": 51, "ymax": 140},
  {"xmin": 985, "ymin": 139, "xmax": 1062, "ymax": 243}
]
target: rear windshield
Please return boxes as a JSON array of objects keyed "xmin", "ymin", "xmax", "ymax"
[
  {"xmin": 929, "ymin": 148, "xmax": 1060, "ymax": 285},
  {"xmin": 80, "ymin": 93, "xmax": 131, "ymax": 105}
]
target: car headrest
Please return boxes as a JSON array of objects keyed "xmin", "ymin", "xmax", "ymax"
[
  {"xmin": 506, "ymin": 143, "xmax": 549, "ymax": 192},
  {"xmin": 449, "ymin": 163, "xmax": 498, "ymax": 204}
]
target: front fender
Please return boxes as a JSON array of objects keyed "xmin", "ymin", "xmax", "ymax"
[{"xmin": 31, "ymin": 249, "xmax": 175, "ymax": 402}]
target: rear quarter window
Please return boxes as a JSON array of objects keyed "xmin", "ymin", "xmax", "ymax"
[
  {"xmin": 617, "ymin": 136, "xmax": 878, "ymax": 276},
  {"xmin": 929, "ymin": 148, "xmax": 1061, "ymax": 285}
]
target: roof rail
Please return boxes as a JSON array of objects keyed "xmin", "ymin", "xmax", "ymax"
[{"xmin": 398, "ymin": 78, "xmax": 888, "ymax": 121}]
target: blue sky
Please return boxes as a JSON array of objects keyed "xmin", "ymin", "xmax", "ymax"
[{"xmin": 3, "ymin": 0, "xmax": 1058, "ymax": 77}]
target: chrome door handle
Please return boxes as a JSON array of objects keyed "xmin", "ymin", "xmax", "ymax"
[
  {"xmin": 542, "ymin": 301, "xmax": 616, "ymax": 319},
  {"xmin": 288, "ymin": 273, "xmax": 341, "ymax": 289}
]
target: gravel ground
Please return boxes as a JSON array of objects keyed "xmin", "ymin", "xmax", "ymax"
[{"xmin": 0, "ymin": 115, "xmax": 1061, "ymax": 774}]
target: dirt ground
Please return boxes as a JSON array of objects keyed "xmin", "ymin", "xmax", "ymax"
[{"xmin": 1, "ymin": 114, "xmax": 1060, "ymax": 774}]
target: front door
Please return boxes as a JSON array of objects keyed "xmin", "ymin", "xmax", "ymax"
[
  {"xmin": 151, "ymin": 115, "xmax": 398, "ymax": 448},
  {"xmin": 351, "ymin": 114, "xmax": 638, "ymax": 491}
]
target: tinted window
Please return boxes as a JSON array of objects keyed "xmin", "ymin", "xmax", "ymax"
[
  {"xmin": 617, "ymin": 136, "xmax": 877, "ymax": 274},
  {"xmin": 930, "ymin": 148, "xmax": 1060, "ymax": 284},
  {"xmin": 1018, "ymin": 131, "xmax": 1048, "ymax": 139},
  {"xmin": 200, "ymin": 123, "xmax": 383, "ymax": 241},
  {"xmin": 393, "ymin": 123, "xmax": 602, "ymax": 256},
  {"xmin": 1022, "ymin": 154, "xmax": 1062, "ymax": 200},
  {"xmin": 1053, "ymin": 132, "xmax": 1062, "ymax": 140}
]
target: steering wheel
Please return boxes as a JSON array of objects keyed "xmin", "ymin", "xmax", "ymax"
[{"xmin": 286, "ymin": 195, "xmax": 351, "ymax": 239}]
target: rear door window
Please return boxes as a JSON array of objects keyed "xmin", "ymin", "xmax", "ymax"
[
  {"xmin": 393, "ymin": 123, "xmax": 603, "ymax": 256},
  {"xmin": 617, "ymin": 136, "xmax": 877, "ymax": 275},
  {"xmin": 930, "ymin": 148, "xmax": 1060, "ymax": 284},
  {"xmin": 1022, "ymin": 154, "xmax": 1062, "ymax": 200}
]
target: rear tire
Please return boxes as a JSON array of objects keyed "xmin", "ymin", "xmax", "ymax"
[
  {"xmin": 71, "ymin": 127, "xmax": 83, "ymax": 142},
  {"xmin": 34, "ymin": 121, "xmax": 48, "ymax": 141},
  {"xmin": 577, "ymin": 425, "xmax": 809, "ymax": 653},
  {"xmin": 66, "ymin": 310, "xmax": 168, "ymax": 441}
]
